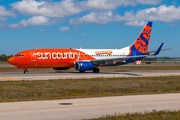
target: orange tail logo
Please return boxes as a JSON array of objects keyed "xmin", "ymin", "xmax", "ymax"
[{"xmin": 133, "ymin": 22, "xmax": 152, "ymax": 52}]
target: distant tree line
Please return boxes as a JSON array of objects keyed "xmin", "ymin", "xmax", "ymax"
[
  {"xmin": 0, "ymin": 54, "xmax": 13, "ymax": 62},
  {"xmin": 142, "ymin": 57, "xmax": 178, "ymax": 61}
]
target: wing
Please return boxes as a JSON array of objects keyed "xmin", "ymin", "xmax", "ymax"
[
  {"xmin": 91, "ymin": 55, "xmax": 148, "ymax": 65},
  {"xmin": 91, "ymin": 43, "xmax": 168, "ymax": 65}
]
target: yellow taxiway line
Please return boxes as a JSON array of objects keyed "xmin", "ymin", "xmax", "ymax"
[
  {"xmin": 137, "ymin": 73, "xmax": 157, "ymax": 77},
  {"xmin": 0, "ymin": 77, "xmax": 17, "ymax": 81}
]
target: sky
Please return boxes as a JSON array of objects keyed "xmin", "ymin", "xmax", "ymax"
[{"xmin": 0, "ymin": 0, "xmax": 180, "ymax": 57}]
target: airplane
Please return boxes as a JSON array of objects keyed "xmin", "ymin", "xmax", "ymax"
[{"xmin": 7, "ymin": 21, "xmax": 170, "ymax": 74}]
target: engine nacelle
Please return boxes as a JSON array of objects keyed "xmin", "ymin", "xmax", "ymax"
[
  {"xmin": 53, "ymin": 67, "xmax": 70, "ymax": 70},
  {"xmin": 74, "ymin": 61, "xmax": 94, "ymax": 71}
]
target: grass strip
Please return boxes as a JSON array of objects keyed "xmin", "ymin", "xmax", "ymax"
[
  {"xmin": 0, "ymin": 76, "xmax": 180, "ymax": 102},
  {"xmin": 87, "ymin": 110, "xmax": 180, "ymax": 120},
  {"xmin": 0, "ymin": 62, "xmax": 9, "ymax": 64}
]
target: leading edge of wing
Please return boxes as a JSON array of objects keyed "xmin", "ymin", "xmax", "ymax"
[{"xmin": 91, "ymin": 55, "xmax": 148, "ymax": 65}]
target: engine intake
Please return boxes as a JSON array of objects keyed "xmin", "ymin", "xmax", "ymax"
[{"xmin": 74, "ymin": 61, "xmax": 94, "ymax": 71}]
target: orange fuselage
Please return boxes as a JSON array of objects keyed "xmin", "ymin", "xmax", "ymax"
[{"xmin": 8, "ymin": 49, "xmax": 95, "ymax": 70}]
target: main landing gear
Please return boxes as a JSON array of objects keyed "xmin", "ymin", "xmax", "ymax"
[
  {"xmin": 24, "ymin": 70, "xmax": 28, "ymax": 74},
  {"xmin": 93, "ymin": 68, "xmax": 99, "ymax": 73},
  {"xmin": 78, "ymin": 68, "xmax": 100, "ymax": 73},
  {"xmin": 79, "ymin": 70, "xmax": 85, "ymax": 73}
]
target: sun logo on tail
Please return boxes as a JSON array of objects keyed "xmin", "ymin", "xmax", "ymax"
[{"xmin": 133, "ymin": 22, "xmax": 152, "ymax": 52}]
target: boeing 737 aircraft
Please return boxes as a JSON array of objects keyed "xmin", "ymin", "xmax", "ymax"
[{"xmin": 8, "ymin": 21, "xmax": 169, "ymax": 73}]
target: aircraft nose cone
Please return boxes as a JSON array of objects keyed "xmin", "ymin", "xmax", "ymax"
[{"xmin": 7, "ymin": 57, "xmax": 15, "ymax": 64}]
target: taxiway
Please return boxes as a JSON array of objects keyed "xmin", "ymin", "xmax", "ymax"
[
  {"xmin": 0, "ymin": 93, "xmax": 180, "ymax": 120},
  {"xmin": 0, "ymin": 70, "xmax": 179, "ymax": 81}
]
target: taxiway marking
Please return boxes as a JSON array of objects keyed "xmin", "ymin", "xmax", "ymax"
[
  {"xmin": 138, "ymin": 73, "xmax": 157, "ymax": 77},
  {"xmin": 0, "ymin": 76, "xmax": 16, "ymax": 81}
]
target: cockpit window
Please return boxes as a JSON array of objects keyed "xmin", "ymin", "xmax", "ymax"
[{"xmin": 15, "ymin": 54, "xmax": 24, "ymax": 57}]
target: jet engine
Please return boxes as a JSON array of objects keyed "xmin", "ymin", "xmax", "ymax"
[{"xmin": 74, "ymin": 61, "xmax": 94, "ymax": 72}]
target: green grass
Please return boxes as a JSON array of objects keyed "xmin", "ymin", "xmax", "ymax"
[
  {"xmin": 0, "ymin": 76, "xmax": 180, "ymax": 102},
  {"xmin": 87, "ymin": 110, "xmax": 180, "ymax": 120},
  {"xmin": 0, "ymin": 62, "xmax": 8, "ymax": 64}
]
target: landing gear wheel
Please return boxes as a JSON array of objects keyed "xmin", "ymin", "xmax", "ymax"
[
  {"xmin": 24, "ymin": 70, "xmax": 28, "ymax": 74},
  {"xmin": 79, "ymin": 70, "xmax": 85, "ymax": 73},
  {"xmin": 93, "ymin": 68, "xmax": 99, "ymax": 73}
]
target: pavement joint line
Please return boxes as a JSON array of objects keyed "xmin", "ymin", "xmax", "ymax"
[
  {"xmin": 0, "ymin": 99, "xmax": 180, "ymax": 113},
  {"xmin": 0, "ymin": 76, "xmax": 17, "ymax": 81},
  {"xmin": 137, "ymin": 73, "xmax": 157, "ymax": 77}
]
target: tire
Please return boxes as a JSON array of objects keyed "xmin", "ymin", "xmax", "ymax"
[
  {"xmin": 24, "ymin": 70, "xmax": 28, "ymax": 74},
  {"xmin": 93, "ymin": 68, "xmax": 99, "ymax": 73}
]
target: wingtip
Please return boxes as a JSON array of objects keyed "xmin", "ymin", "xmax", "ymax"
[{"xmin": 154, "ymin": 43, "xmax": 164, "ymax": 55}]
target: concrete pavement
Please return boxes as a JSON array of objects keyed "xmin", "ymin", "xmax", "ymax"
[{"xmin": 0, "ymin": 93, "xmax": 180, "ymax": 120}]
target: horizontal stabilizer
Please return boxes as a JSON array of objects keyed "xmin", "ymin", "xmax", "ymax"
[{"xmin": 143, "ymin": 48, "xmax": 172, "ymax": 54}]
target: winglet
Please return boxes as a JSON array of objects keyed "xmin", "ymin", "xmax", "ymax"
[{"xmin": 154, "ymin": 43, "xmax": 164, "ymax": 55}]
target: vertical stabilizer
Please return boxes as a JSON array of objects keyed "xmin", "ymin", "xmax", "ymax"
[{"xmin": 131, "ymin": 21, "xmax": 152, "ymax": 52}]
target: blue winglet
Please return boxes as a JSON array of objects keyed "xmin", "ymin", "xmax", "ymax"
[{"xmin": 154, "ymin": 43, "xmax": 164, "ymax": 55}]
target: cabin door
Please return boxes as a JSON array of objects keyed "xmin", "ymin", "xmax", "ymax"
[{"xmin": 30, "ymin": 51, "xmax": 36, "ymax": 61}]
